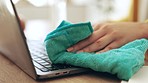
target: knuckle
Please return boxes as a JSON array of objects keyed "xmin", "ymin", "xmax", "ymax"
[
  {"xmin": 83, "ymin": 47, "xmax": 90, "ymax": 52},
  {"xmin": 114, "ymin": 40, "xmax": 122, "ymax": 45},
  {"xmin": 94, "ymin": 40, "xmax": 104, "ymax": 50},
  {"xmin": 111, "ymin": 30, "xmax": 118, "ymax": 35},
  {"xmin": 95, "ymin": 40, "xmax": 103, "ymax": 47},
  {"xmin": 100, "ymin": 25, "xmax": 111, "ymax": 33},
  {"xmin": 107, "ymin": 46, "xmax": 113, "ymax": 50},
  {"xmin": 102, "ymin": 24, "xmax": 111, "ymax": 30},
  {"xmin": 96, "ymin": 39, "xmax": 102, "ymax": 44}
]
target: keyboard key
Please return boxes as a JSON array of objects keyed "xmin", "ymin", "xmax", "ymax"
[
  {"xmin": 33, "ymin": 61, "xmax": 45, "ymax": 69},
  {"xmin": 27, "ymin": 40, "xmax": 74, "ymax": 72},
  {"xmin": 40, "ymin": 67, "xmax": 50, "ymax": 72}
]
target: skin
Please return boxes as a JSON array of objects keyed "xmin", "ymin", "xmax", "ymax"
[
  {"xmin": 67, "ymin": 22, "xmax": 148, "ymax": 53},
  {"xmin": 18, "ymin": 15, "xmax": 26, "ymax": 31},
  {"xmin": 20, "ymin": 19, "xmax": 25, "ymax": 30}
]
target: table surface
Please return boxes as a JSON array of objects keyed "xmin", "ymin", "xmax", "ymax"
[
  {"xmin": 0, "ymin": 20, "xmax": 148, "ymax": 83},
  {"xmin": 0, "ymin": 53, "xmax": 148, "ymax": 83}
]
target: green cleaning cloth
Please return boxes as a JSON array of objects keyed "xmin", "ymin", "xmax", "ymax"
[{"xmin": 44, "ymin": 20, "xmax": 148, "ymax": 80}]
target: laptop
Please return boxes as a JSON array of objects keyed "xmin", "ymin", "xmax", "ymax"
[{"xmin": 0, "ymin": 0, "xmax": 89, "ymax": 80}]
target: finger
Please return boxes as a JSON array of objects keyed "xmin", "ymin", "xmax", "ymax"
[
  {"xmin": 93, "ymin": 23, "xmax": 110, "ymax": 31},
  {"xmin": 96, "ymin": 46, "xmax": 112, "ymax": 54},
  {"xmin": 77, "ymin": 34, "xmax": 115, "ymax": 52},
  {"xmin": 67, "ymin": 29, "xmax": 106, "ymax": 52},
  {"xmin": 96, "ymin": 39, "xmax": 126, "ymax": 53},
  {"xmin": 93, "ymin": 23, "xmax": 105, "ymax": 31}
]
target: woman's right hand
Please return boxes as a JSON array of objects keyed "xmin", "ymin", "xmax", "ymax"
[{"xmin": 67, "ymin": 22, "xmax": 148, "ymax": 53}]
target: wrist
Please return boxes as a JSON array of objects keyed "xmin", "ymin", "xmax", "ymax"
[{"xmin": 140, "ymin": 22, "xmax": 148, "ymax": 39}]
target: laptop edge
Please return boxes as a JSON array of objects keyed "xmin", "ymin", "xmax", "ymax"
[{"xmin": 0, "ymin": 0, "xmax": 89, "ymax": 80}]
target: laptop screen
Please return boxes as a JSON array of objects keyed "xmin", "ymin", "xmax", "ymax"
[{"xmin": 0, "ymin": 0, "xmax": 37, "ymax": 79}]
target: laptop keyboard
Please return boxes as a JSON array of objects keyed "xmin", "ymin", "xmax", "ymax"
[{"xmin": 27, "ymin": 40, "xmax": 72, "ymax": 72}]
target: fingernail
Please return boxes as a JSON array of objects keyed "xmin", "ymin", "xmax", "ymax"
[
  {"xmin": 96, "ymin": 52, "xmax": 100, "ymax": 54},
  {"xmin": 67, "ymin": 47, "xmax": 74, "ymax": 52},
  {"xmin": 96, "ymin": 51, "xmax": 102, "ymax": 54},
  {"xmin": 77, "ymin": 50, "xmax": 83, "ymax": 53}
]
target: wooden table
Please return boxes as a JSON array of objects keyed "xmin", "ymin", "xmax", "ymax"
[
  {"xmin": 0, "ymin": 53, "xmax": 121, "ymax": 83},
  {"xmin": 0, "ymin": 51, "xmax": 148, "ymax": 83}
]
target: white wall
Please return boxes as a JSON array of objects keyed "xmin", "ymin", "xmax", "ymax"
[
  {"xmin": 17, "ymin": 7, "xmax": 51, "ymax": 20},
  {"xmin": 15, "ymin": 2, "xmax": 87, "ymax": 27},
  {"xmin": 15, "ymin": 0, "xmax": 148, "ymax": 24},
  {"xmin": 67, "ymin": 5, "xmax": 86, "ymax": 23}
]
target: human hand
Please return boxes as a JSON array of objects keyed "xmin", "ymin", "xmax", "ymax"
[
  {"xmin": 20, "ymin": 18, "xmax": 25, "ymax": 30},
  {"xmin": 67, "ymin": 22, "xmax": 148, "ymax": 53},
  {"xmin": 18, "ymin": 15, "xmax": 25, "ymax": 31}
]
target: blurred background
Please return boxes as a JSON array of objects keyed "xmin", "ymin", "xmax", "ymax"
[{"xmin": 12, "ymin": 0, "xmax": 148, "ymax": 40}]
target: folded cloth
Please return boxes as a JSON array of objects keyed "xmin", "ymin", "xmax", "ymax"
[{"xmin": 44, "ymin": 20, "xmax": 148, "ymax": 80}]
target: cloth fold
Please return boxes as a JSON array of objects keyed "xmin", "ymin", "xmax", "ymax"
[{"xmin": 44, "ymin": 20, "xmax": 148, "ymax": 80}]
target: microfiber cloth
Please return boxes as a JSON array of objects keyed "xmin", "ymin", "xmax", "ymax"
[{"xmin": 44, "ymin": 20, "xmax": 148, "ymax": 80}]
